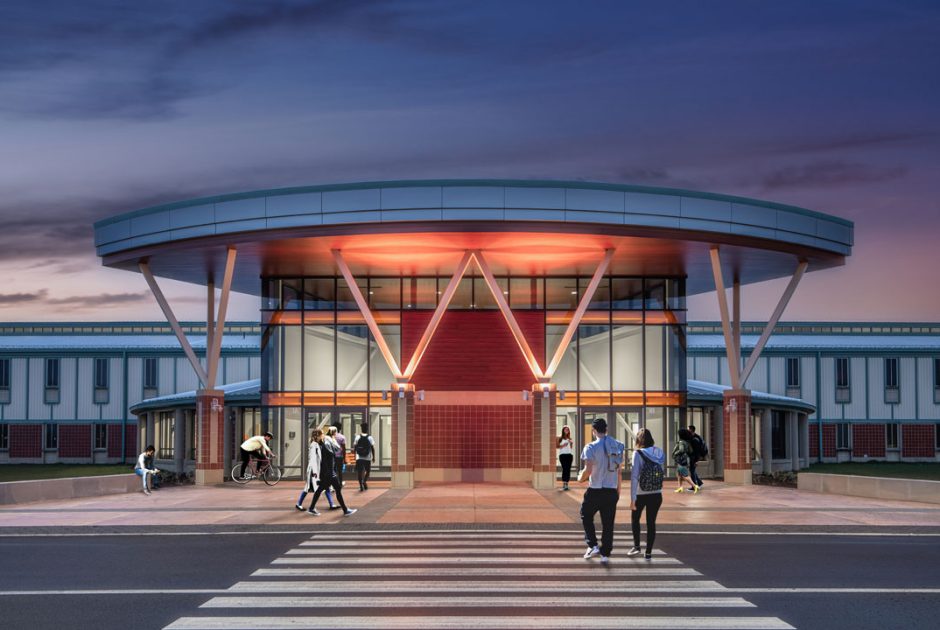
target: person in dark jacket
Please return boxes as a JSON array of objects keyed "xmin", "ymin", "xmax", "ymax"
[{"xmin": 308, "ymin": 430, "xmax": 356, "ymax": 517}]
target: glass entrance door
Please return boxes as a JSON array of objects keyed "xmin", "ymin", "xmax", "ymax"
[{"xmin": 581, "ymin": 408, "xmax": 641, "ymax": 476}]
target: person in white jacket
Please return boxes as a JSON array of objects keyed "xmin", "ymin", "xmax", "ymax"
[
  {"xmin": 294, "ymin": 429, "xmax": 336, "ymax": 511},
  {"xmin": 135, "ymin": 445, "xmax": 160, "ymax": 495}
]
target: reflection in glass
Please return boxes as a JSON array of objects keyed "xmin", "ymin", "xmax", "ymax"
[
  {"xmin": 545, "ymin": 278, "xmax": 578, "ymax": 309},
  {"xmin": 336, "ymin": 325, "xmax": 368, "ymax": 391},
  {"xmin": 611, "ymin": 278, "xmax": 643, "ymax": 310},
  {"xmin": 369, "ymin": 325, "xmax": 400, "ymax": 391},
  {"xmin": 281, "ymin": 279, "xmax": 303, "ymax": 310},
  {"xmin": 404, "ymin": 277, "xmax": 437, "ymax": 309},
  {"xmin": 546, "ymin": 325, "xmax": 577, "ymax": 391},
  {"xmin": 336, "ymin": 279, "xmax": 368, "ymax": 310},
  {"xmin": 611, "ymin": 325, "xmax": 643, "ymax": 390},
  {"xmin": 303, "ymin": 325, "xmax": 334, "ymax": 391},
  {"xmin": 282, "ymin": 326, "xmax": 302, "ymax": 390},
  {"xmin": 578, "ymin": 325, "xmax": 610, "ymax": 391},
  {"xmin": 369, "ymin": 278, "xmax": 401, "ymax": 310},
  {"xmin": 449, "ymin": 277, "xmax": 473, "ymax": 309},
  {"xmin": 303, "ymin": 278, "xmax": 335, "ymax": 310},
  {"xmin": 510, "ymin": 278, "xmax": 543, "ymax": 309},
  {"xmin": 581, "ymin": 278, "xmax": 610, "ymax": 309},
  {"xmin": 473, "ymin": 277, "xmax": 507, "ymax": 309}
]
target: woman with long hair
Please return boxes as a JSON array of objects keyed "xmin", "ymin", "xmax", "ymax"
[
  {"xmin": 628, "ymin": 428, "xmax": 665, "ymax": 560},
  {"xmin": 557, "ymin": 425, "xmax": 574, "ymax": 490},
  {"xmin": 308, "ymin": 429, "xmax": 356, "ymax": 516},
  {"xmin": 295, "ymin": 429, "xmax": 336, "ymax": 511},
  {"xmin": 673, "ymin": 428, "xmax": 700, "ymax": 494}
]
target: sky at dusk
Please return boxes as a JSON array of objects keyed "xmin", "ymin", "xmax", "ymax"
[{"xmin": 1, "ymin": 0, "xmax": 938, "ymax": 323}]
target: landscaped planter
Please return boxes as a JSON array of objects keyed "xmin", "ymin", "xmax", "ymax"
[{"xmin": 798, "ymin": 472, "xmax": 940, "ymax": 505}]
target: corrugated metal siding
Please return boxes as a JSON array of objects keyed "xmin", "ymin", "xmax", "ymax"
[
  {"xmin": 52, "ymin": 358, "xmax": 77, "ymax": 420},
  {"xmin": 746, "ymin": 357, "xmax": 768, "ymax": 393},
  {"xmin": 845, "ymin": 357, "xmax": 867, "ymax": 419},
  {"xmin": 917, "ymin": 358, "xmax": 940, "ymax": 420},
  {"xmin": 126, "ymin": 358, "xmax": 143, "ymax": 407},
  {"xmin": 868, "ymin": 357, "xmax": 890, "ymax": 420},
  {"xmin": 225, "ymin": 357, "xmax": 250, "ymax": 384},
  {"xmin": 819, "ymin": 357, "xmax": 838, "ymax": 419},
  {"xmin": 76, "ymin": 358, "xmax": 96, "ymax": 419},
  {"xmin": 896, "ymin": 358, "xmax": 917, "ymax": 419},
  {"xmin": 694, "ymin": 357, "xmax": 718, "ymax": 383},
  {"xmin": 6, "ymin": 358, "xmax": 28, "ymax": 418},
  {"xmin": 249, "ymin": 356, "xmax": 260, "ymax": 380},
  {"xmin": 176, "ymin": 358, "xmax": 200, "ymax": 392},
  {"xmin": 27, "ymin": 358, "xmax": 46, "ymax": 420},
  {"xmin": 100, "ymin": 358, "xmax": 125, "ymax": 420},
  {"xmin": 766, "ymin": 357, "xmax": 785, "ymax": 396},
  {"xmin": 719, "ymin": 357, "xmax": 731, "ymax": 387},
  {"xmin": 802, "ymin": 357, "xmax": 816, "ymax": 419},
  {"xmin": 158, "ymin": 357, "xmax": 175, "ymax": 396}
]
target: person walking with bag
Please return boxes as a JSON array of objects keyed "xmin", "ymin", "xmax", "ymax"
[
  {"xmin": 673, "ymin": 428, "xmax": 700, "ymax": 493},
  {"xmin": 688, "ymin": 424, "xmax": 708, "ymax": 488},
  {"xmin": 353, "ymin": 422, "xmax": 375, "ymax": 491},
  {"xmin": 308, "ymin": 430, "xmax": 356, "ymax": 517},
  {"xmin": 628, "ymin": 428, "xmax": 666, "ymax": 560},
  {"xmin": 577, "ymin": 418, "xmax": 625, "ymax": 564},
  {"xmin": 557, "ymin": 426, "xmax": 574, "ymax": 491}
]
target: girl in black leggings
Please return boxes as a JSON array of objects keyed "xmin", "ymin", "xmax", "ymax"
[{"xmin": 628, "ymin": 428, "xmax": 666, "ymax": 559}]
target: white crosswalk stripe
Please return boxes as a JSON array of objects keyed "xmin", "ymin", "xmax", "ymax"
[{"xmin": 163, "ymin": 528, "xmax": 796, "ymax": 630}]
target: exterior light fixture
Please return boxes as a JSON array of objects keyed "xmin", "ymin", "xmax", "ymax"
[
  {"xmin": 418, "ymin": 390, "xmax": 425, "ymax": 401},
  {"xmin": 522, "ymin": 390, "xmax": 530, "ymax": 401}
]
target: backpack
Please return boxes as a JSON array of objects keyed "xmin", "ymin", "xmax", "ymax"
[
  {"xmin": 691, "ymin": 434, "xmax": 708, "ymax": 459},
  {"xmin": 354, "ymin": 434, "xmax": 372, "ymax": 458},
  {"xmin": 637, "ymin": 450, "xmax": 664, "ymax": 492},
  {"xmin": 602, "ymin": 436, "xmax": 625, "ymax": 472},
  {"xmin": 673, "ymin": 441, "xmax": 690, "ymax": 467}
]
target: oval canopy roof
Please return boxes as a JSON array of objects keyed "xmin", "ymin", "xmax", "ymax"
[{"xmin": 94, "ymin": 179, "xmax": 853, "ymax": 296}]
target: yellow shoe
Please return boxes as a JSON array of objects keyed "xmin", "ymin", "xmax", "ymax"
[
  {"xmin": 674, "ymin": 487, "xmax": 684, "ymax": 493},
  {"xmin": 693, "ymin": 485, "xmax": 700, "ymax": 494}
]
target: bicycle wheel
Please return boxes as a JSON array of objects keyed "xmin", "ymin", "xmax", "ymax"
[
  {"xmin": 262, "ymin": 464, "xmax": 282, "ymax": 486},
  {"xmin": 231, "ymin": 462, "xmax": 251, "ymax": 484}
]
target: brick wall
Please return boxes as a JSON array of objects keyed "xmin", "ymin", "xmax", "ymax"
[
  {"xmin": 402, "ymin": 310, "xmax": 545, "ymax": 391},
  {"xmin": 413, "ymin": 404, "xmax": 533, "ymax": 468},
  {"xmin": 108, "ymin": 424, "xmax": 137, "ymax": 459},
  {"xmin": 58, "ymin": 424, "xmax": 91, "ymax": 458},
  {"xmin": 902, "ymin": 424, "xmax": 936, "ymax": 458},
  {"xmin": 809, "ymin": 424, "xmax": 837, "ymax": 459},
  {"xmin": 852, "ymin": 424, "xmax": 886, "ymax": 458},
  {"xmin": 9, "ymin": 425, "xmax": 42, "ymax": 458},
  {"xmin": 532, "ymin": 394, "xmax": 557, "ymax": 473}
]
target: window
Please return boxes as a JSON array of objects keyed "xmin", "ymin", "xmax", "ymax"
[
  {"xmin": 786, "ymin": 357, "xmax": 801, "ymax": 397},
  {"xmin": 94, "ymin": 358, "xmax": 109, "ymax": 404},
  {"xmin": 886, "ymin": 423, "xmax": 899, "ymax": 450},
  {"xmin": 143, "ymin": 358, "xmax": 158, "ymax": 399},
  {"xmin": 0, "ymin": 423, "xmax": 8, "ymax": 450},
  {"xmin": 0, "ymin": 358, "xmax": 9, "ymax": 404},
  {"xmin": 884, "ymin": 358, "xmax": 899, "ymax": 404},
  {"xmin": 771, "ymin": 411, "xmax": 787, "ymax": 459},
  {"xmin": 836, "ymin": 423, "xmax": 851, "ymax": 450},
  {"xmin": 94, "ymin": 424, "xmax": 108, "ymax": 450},
  {"xmin": 835, "ymin": 358, "xmax": 850, "ymax": 403},
  {"xmin": 44, "ymin": 358, "xmax": 60, "ymax": 404},
  {"xmin": 44, "ymin": 423, "xmax": 58, "ymax": 450}
]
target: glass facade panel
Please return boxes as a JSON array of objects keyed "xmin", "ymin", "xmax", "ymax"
[
  {"xmin": 611, "ymin": 325, "xmax": 643, "ymax": 390},
  {"xmin": 546, "ymin": 325, "xmax": 577, "ymax": 391},
  {"xmin": 581, "ymin": 278, "xmax": 610, "ymax": 310},
  {"xmin": 369, "ymin": 325, "xmax": 400, "ymax": 391},
  {"xmin": 370, "ymin": 278, "xmax": 401, "ymax": 310},
  {"xmin": 473, "ymin": 277, "xmax": 507, "ymax": 309},
  {"xmin": 303, "ymin": 325, "xmax": 334, "ymax": 391},
  {"xmin": 303, "ymin": 278, "xmax": 335, "ymax": 310},
  {"xmin": 336, "ymin": 278, "xmax": 367, "ymax": 310},
  {"xmin": 449, "ymin": 277, "xmax": 473, "ymax": 309},
  {"xmin": 510, "ymin": 278, "xmax": 543, "ymax": 309},
  {"xmin": 404, "ymin": 277, "xmax": 438, "ymax": 309},
  {"xmin": 336, "ymin": 325, "xmax": 368, "ymax": 391},
  {"xmin": 281, "ymin": 279, "xmax": 302, "ymax": 310},
  {"xmin": 545, "ymin": 278, "xmax": 578, "ymax": 309},
  {"xmin": 611, "ymin": 278, "xmax": 644, "ymax": 310},
  {"xmin": 578, "ymin": 325, "xmax": 610, "ymax": 391}
]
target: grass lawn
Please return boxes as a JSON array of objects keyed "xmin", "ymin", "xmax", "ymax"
[
  {"xmin": 806, "ymin": 462, "xmax": 940, "ymax": 481},
  {"xmin": 0, "ymin": 464, "xmax": 132, "ymax": 483}
]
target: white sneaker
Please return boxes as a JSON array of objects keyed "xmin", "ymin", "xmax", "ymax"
[
  {"xmin": 600, "ymin": 555, "xmax": 609, "ymax": 564},
  {"xmin": 627, "ymin": 547, "xmax": 642, "ymax": 556},
  {"xmin": 343, "ymin": 508, "xmax": 357, "ymax": 517},
  {"xmin": 143, "ymin": 488, "xmax": 151, "ymax": 496},
  {"xmin": 583, "ymin": 546, "xmax": 600, "ymax": 559}
]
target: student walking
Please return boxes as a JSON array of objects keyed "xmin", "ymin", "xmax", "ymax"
[
  {"xmin": 673, "ymin": 428, "xmax": 700, "ymax": 493},
  {"xmin": 135, "ymin": 445, "xmax": 160, "ymax": 495},
  {"xmin": 557, "ymin": 426, "xmax": 574, "ymax": 491},
  {"xmin": 308, "ymin": 430, "xmax": 356, "ymax": 517},
  {"xmin": 628, "ymin": 428, "xmax": 665, "ymax": 560},
  {"xmin": 688, "ymin": 424, "xmax": 708, "ymax": 488},
  {"xmin": 353, "ymin": 422, "xmax": 375, "ymax": 491},
  {"xmin": 294, "ymin": 430, "xmax": 336, "ymax": 511},
  {"xmin": 331, "ymin": 425, "xmax": 348, "ymax": 487},
  {"xmin": 577, "ymin": 418, "xmax": 625, "ymax": 564}
]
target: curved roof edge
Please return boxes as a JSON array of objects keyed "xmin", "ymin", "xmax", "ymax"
[{"xmin": 129, "ymin": 378, "xmax": 816, "ymax": 415}]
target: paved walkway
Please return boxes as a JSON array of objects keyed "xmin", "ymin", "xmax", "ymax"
[{"xmin": 1, "ymin": 480, "xmax": 938, "ymax": 529}]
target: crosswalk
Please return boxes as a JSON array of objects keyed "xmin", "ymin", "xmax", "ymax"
[{"xmin": 163, "ymin": 529, "xmax": 795, "ymax": 629}]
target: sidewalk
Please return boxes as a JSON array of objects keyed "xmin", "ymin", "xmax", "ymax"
[{"xmin": 1, "ymin": 479, "xmax": 939, "ymax": 529}]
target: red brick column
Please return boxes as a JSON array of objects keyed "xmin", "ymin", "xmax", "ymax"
[
  {"xmin": 390, "ymin": 389, "xmax": 415, "ymax": 488},
  {"xmin": 195, "ymin": 389, "xmax": 224, "ymax": 485},
  {"xmin": 722, "ymin": 389, "xmax": 752, "ymax": 484},
  {"xmin": 531, "ymin": 387, "xmax": 556, "ymax": 489}
]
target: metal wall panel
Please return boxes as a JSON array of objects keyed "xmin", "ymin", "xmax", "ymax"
[
  {"xmin": 868, "ymin": 357, "xmax": 890, "ymax": 420},
  {"xmin": 51, "ymin": 358, "xmax": 76, "ymax": 420},
  {"xmin": 819, "ymin": 357, "xmax": 838, "ymax": 419},
  {"xmin": 176, "ymin": 358, "xmax": 200, "ymax": 392},
  {"xmin": 917, "ymin": 358, "xmax": 940, "ymax": 420},
  {"xmin": 845, "ymin": 357, "xmax": 867, "ymax": 419},
  {"xmin": 6, "ymin": 358, "xmax": 28, "ymax": 419},
  {"xmin": 100, "ymin": 358, "xmax": 125, "ymax": 420},
  {"xmin": 225, "ymin": 356, "xmax": 249, "ymax": 384},
  {"xmin": 126, "ymin": 358, "xmax": 142, "ymax": 407},
  {"xmin": 76, "ymin": 358, "xmax": 97, "ymax": 419},
  {"xmin": 747, "ymin": 357, "xmax": 769, "ymax": 394},
  {"xmin": 693, "ymin": 357, "xmax": 717, "ymax": 383},
  {"xmin": 718, "ymin": 356, "xmax": 732, "ymax": 387},
  {"xmin": 27, "ymin": 358, "xmax": 46, "ymax": 420},
  {"xmin": 896, "ymin": 358, "xmax": 917, "ymax": 419},
  {"xmin": 765, "ymin": 357, "xmax": 784, "ymax": 396},
  {"xmin": 159, "ymin": 357, "xmax": 175, "ymax": 396},
  {"xmin": 249, "ymin": 356, "xmax": 261, "ymax": 380},
  {"xmin": 802, "ymin": 357, "xmax": 817, "ymax": 419}
]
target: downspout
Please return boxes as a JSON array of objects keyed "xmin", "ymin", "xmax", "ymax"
[
  {"xmin": 121, "ymin": 350, "xmax": 128, "ymax": 465},
  {"xmin": 816, "ymin": 350, "xmax": 822, "ymax": 464}
]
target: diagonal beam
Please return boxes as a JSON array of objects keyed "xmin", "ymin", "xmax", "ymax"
[
  {"xmin": 709, "ymin": 247, "xmax": 741, "ymax": 390},
  {"xmin": 544, "ymin": 248, "xmax": 614, "ymax": 379},
  {"xmin": 740, "ymin": 260, "xmax": 808, "ymax": 387},
  {"xmin": 332, "ymin": 249, "xmax": 403, "ymax": 379},
  {"xmin": 402, "ymin": 250, "xmax": 474, "ymax": 379},
  {"xmin": 207, "ymin": 246, "xmax": 237, "ymax": 388},
  {"xmin": 139, "ymin": 261, "xmax": 210, "ymax": 388},
  {"xmin": 471, "ymin": 250, "xmax": 544, "ymax": 380}
]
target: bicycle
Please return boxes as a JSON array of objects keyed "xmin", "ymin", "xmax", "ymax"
[{"xmin": 231, "ymin": 454, "xmax": 281, "ymax": 486}]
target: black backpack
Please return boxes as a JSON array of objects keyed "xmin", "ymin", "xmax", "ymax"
[
  {"xmin": 354, "ymin": 434, "xmax": 372, "ymax": 458},
  {"xmin": 691, "ymin": 434, "xmax": 708, "ymax": 459},
  {"xmin": 637, "ymin": 450, "xmax": 664, "ymax": 492}
]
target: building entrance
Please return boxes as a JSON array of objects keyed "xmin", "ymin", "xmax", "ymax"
[{"xmin": 577, "ymin": 407, "xmax": 642, "ymax": 475}]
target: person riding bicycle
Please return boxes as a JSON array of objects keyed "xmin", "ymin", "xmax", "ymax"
[{"xmin": 239, "ymin": 432, "xmax": 274, "ymax": 479}]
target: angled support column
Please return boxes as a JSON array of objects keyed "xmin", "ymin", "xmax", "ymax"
[
  {"xmin": 207, "ymin": 247, "xmax": 237, "ymax": 388},
  {"xmin": 472, "ymin": 250, "xmax": 544, "ymax": 380},
  {"xmin": 708, "ymin": 247, "xmax": 741, "ymax": 391},
  {"xmin": 402, "ymin": 250, "xmax": 474, "ymax": 380},
  {"xmin": 544, "ymin": 248, "xmax": 614, "ymax": 379},
  {"xmin": 139, "ymin": 261, "xmax": 210, "ymax": 387},
  {"xmin": 332, "ymin": 249, "xmax": 403, "ymax": 379},
  {"xmin": 739, "ymin": 261, "xmax": 808, "ymax": 387}
]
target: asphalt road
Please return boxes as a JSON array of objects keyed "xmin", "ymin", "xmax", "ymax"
[{"xmin": 0, "ymin": 528, "xmax": 937, "ymax": 630}]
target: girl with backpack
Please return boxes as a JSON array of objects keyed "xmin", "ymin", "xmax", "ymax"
[
  {"xmin": 628, "ymin": 428, "xmax": 665, "ymax": 560},
  {"xmin": 673, "ymin": 428, "xmax": 700, "ymax": 494}
]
